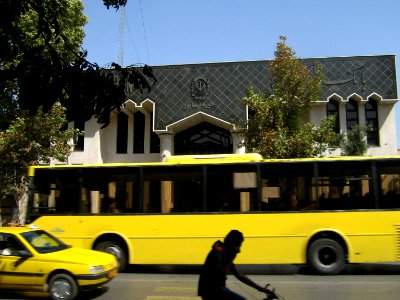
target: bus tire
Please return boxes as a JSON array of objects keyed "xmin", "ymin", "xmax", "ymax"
[
  {"xmin": 307, "ymin": 238, "xmax": 345, "ymax": 275},
  {"xmin": 48, "ymin": 273, "xmax": 79, "ymax": 300},
  {"xmin": 95, "ymin": 241, "xmax": 127, "ymax": 272}
]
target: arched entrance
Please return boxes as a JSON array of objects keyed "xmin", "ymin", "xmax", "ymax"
[{"xmin": 174, "ymin": 122, "xmax": 233, "ymax": 155}]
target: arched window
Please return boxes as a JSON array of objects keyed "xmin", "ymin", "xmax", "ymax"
[
  {"xmin": 74, "ymin": 118, "xmax": 85, "ymax": 152},
  {"xmin": 116, "ymin": 112, "xmax": 128, "ymax": 154},
  {"xmin": 150, "ymin": 113, "xmax": 160, "ymax": 153},
  {"xmin": 133, "ymin": 111, "xmax": 145, "ymax": 153},
  {"xmin": 326, "ymin": 99, "xmax": 340, "ymax": 133},
  {"xmin": 365, "ymin": 99, "xmax": 379, "ymax": 146},
  {"xmin": 346, "ymin": 99, "xmax": 359, "ymax": 130}
]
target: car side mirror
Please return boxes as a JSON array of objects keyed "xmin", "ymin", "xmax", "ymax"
[{"xmin": 17, "ymin": 249, "xmax": 33, "ymax": 258}]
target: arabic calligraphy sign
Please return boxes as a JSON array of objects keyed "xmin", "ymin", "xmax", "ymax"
[{"xmin": 323, "ymin": 65, "xmax": 366, "ymax": 86}]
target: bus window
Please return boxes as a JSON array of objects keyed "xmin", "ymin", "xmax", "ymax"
[
  {"xmin": 376, "ymin": 161, "xmax": 400, "ymax": 209},
  {"xmin": 32, "ymin": 169, "xmax": 81, "ymax": 213},
  {"xmin": 379, "ymin": 174, "xmax": 400, "ymax": 208},
  {"xmin": 206, "ymin": 164, "xmax": 259, "ymax": 212},
  {"xmin": 317, "ymin": 160, "xmax": 374, "ymax": 210},
  {"xmin": 234, "ymin": 172, "xmax": 257, "ymax": 212},
  {"xmin": 32, "ymin": 167, "xmax": 142, "ymax": 214},
  {"xmin": 260, "ymin": 162, "xmax": 314, "ymax": 211},
  {"xmin": 142, "ymin": 165, "xmax": 204, "ymax": 213}
]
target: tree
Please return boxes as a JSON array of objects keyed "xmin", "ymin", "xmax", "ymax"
[
  {"xmin": 238, "ymin": 36, "xmax": 337, "ymax": 158},
  {"xmin": 0, "ymin": 0, "xmax": 156, "ymax": 129},
  {"xmin": 103, "ymin": 0, "xmax": 128, "ymax": 9},
  {"xmin": 340, "ymin": 125, "xmax": 369, "ymax": 156},
  {"xmin": 1, "ymin": 0, "xmax": 87, "ymax": 127},
  {"xmin": 0, "ymin": 0, "xmax": 155, "ymax": 223},
  {"xmin": 0, "ymin": 102, "xmax": 77, "ymax": 224}
]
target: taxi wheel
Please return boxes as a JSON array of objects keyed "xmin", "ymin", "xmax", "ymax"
[
  {"xmin": 48, "ymin": 273, "xmax": 79, "ymax": 300},
  {"xmin": 95, "ymin": 241, "xmax": 127, "ymax": 272}
]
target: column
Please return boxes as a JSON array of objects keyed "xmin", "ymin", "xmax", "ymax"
[
  {"xmin": 339, "ymin": 101, "xmax": 347, "ymax": 132},
  {"xmin": 158, "ymin": 133, "xmax": 174, "ymax": 213},
  {"xmin": 231, "ymin": 132, "xmax": 245, "ymax": 154},
  {"xmin": 359, "ymin": 102, "xmax": 366, "ymax": 127},
  {"xmin": 159, "ymin": 133, "xmax": 174, "ymax": 161}
]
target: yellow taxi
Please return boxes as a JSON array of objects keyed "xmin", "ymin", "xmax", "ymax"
[{"xmin": 0, "ymin": 225, "xmax": 118, "ymax": 300}]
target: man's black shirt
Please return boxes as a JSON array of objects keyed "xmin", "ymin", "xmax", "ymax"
[{"xmin": 198, "ymin": 240, "xmax": 238, "ymax": 296}]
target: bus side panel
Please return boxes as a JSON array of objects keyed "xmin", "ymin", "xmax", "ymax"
[
  {"xmin": 348, "ymin": 235, "xmax": 396, "ymax": 263},
  {"xmin": 31, "ymin": 211, "xmax": 400, "ymax": 265}
]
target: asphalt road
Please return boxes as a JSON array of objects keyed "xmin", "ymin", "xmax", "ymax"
[{"xmin": 2, "ymin": 264, "xmax": 400, "ymax": 300}]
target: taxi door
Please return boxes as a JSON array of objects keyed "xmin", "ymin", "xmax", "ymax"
[{"xmin": 0, "ymin": 234, "xmax": 44, "ymax": 291}]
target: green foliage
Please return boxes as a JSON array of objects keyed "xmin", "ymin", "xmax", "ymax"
[
  {"xmin": 340, "ymin": 125, "xmax": 369, "ymax": 156},
  {"xmin": 0, "ymin": 0, "xmax": 86, "ymax": 129},
  {"xmin": 239, "ymin": 36, "xmax": 338, "ymax": 158},
  {"xmin": 269, "ymin": 36, "xmax": 322, "ymax": 119},
  {"xmin": 0, "ymin": 102, "xmax": 76, "ymax": 198},
  {"xmin": 103, "ymin": 0, "xmax": 128, "ymax": 9},
  {"xmin": 0, "ymin": 0, "xmax": 156, "ymax": 130},
  {"xmin": 0, "ymin": 0, "xmax": 153, "ymax": 220}
]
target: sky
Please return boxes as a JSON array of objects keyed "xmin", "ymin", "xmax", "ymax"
[{"xmin": 82, "ymin": 0, "xmax": 400, "ymax": 147}]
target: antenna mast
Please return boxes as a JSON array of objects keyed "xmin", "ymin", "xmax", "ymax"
[{"xmin": 118, "ymin": 6, "xmax": 125, "ymax": 66}]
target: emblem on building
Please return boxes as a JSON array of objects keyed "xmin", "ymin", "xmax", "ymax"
[{"xmin": 190, "ymin": 75, "xmax": 209, "ymax": 102}]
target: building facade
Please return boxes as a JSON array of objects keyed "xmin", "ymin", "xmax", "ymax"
[{"xmin": 66, "ymin": 55, "xmax": 398, "ymax": 165}]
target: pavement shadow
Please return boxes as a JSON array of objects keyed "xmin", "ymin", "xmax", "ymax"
[{"xmin": 125, "ymin": 263, "xmax": 400, "ymax": 276}]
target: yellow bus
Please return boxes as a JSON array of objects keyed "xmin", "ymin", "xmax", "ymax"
[{"xmin": 26, "ymin": 154, "xmax": 400, "ymax": 275}]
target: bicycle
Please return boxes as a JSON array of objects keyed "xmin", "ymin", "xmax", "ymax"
[
  {"xmin": 233, "ymin": 280, "xmax": 285, "ymax": 300},
  {"xmin": 262, "ymin": 284, "xmax": 285, "ymax": 300}
]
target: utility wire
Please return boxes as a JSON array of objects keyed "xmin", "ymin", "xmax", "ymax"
[{"xmin": 125, "ymin": 17, "xmax": 142, "ymax": 64}]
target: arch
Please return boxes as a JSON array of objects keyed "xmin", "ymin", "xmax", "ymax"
[
  {"xmin": 124, "ymin": 98, "xmax": 155, "ymax": 114},
  {"xmin": 174, "ymin": 122, "xmax": 233, "ymax": 155},
  {"xmin": 122, "ymin": 99, "xmax": 155, "ymax": 126},
  {"xmin": 326, "ymin": 93, "xmax": 343, "ymax": 103},
  {"xmin": 163, "ymin": 111, "xmax": 234, "ymax": 134},
  {"xmin": 367, "ymin": 93, "xmax": 383, "ymax": 103},
  {"xmin": 346, "ymin": 93, "xmax": 363, "ymax": 103}
]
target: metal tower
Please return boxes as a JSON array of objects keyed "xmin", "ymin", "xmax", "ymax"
[{"xmin": 118, "ymin": 6, "xmax": 125, "ymax": 66}]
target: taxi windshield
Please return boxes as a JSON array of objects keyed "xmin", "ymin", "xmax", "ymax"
[{"xmin": 21, "ymin": 230, "xmax": 70, "ymax": 253}]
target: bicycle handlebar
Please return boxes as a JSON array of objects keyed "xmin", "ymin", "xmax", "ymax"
[{"xmin": 262, "ymin": 284, "xmax": 280, "ymax": 300}]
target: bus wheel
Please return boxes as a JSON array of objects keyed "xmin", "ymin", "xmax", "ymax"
[
  {"xmin": 95, "ymin": 241, "xmax": 127, "ymax": 272},
  {"xmin": 48, "ymin": 273, "xmax": 78, "ymax": 300},
  {"xmin": 307, "ymin": 238, "xmax": 345, "ymax": 275}
]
